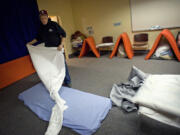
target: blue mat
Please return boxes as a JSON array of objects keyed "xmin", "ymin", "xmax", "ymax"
[{"xmin": 18, "ymin": 83, "xmax": 112, "ymax": 135}]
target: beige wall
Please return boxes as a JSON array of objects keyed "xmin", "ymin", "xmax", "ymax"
[
  {"xmin": 37, "ymin": 0, "xmax": 75, "ymax": 58},
  {"xmin": 37, "ymin": 0, "xmax": 180, "ymax": 56},
  {"xmin": 71, "ymin": 0, "xmax": 180, "ymax": 49},
  {"xmin": 71, "ymin": 0, "xmax": 132, "ymax": 44}
]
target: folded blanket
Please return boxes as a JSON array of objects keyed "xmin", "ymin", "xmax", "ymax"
[{"xmin": 110, "ymin": 66, "xmax": 148, "ymax": 112}]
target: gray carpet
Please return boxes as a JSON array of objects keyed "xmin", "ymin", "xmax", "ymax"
[{"xmin": 0, "ymin": 55, "xmax": 180, "ymax": 135}]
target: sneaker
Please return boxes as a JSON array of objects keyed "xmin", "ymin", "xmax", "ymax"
[
  {"xmin": 66, "ymin": 83, "xmax": 72, "ymax": 88},
  {"xmin": 63, "ymin": 83, "xmax": 72, "ymax": 88}
]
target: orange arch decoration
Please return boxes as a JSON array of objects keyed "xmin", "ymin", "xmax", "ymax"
[
  {"xmin": 109, "ymin": 32, "xmax": 133, "ymax": 59},
  {"xmin": 79, "ymin": 37, "xmax": 100, "ymax": 58},
  {"xmin": 145, "ymin": 29, "xmax": 180, "ymax": 61}
]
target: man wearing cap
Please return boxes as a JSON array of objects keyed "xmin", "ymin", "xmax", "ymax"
[{"xmin": 27, "ymin": 10, "xmax": 71, "ymax": 87}]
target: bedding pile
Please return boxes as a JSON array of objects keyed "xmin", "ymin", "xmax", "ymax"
[
  {"xmin": 21, "ymin": 43, "xmax": 111, "ymax": 135},
  {"xmin": 152, "ymin": 44, "xmax": 175, "ymax": 60},
  {"xmin": 110, "ymin": 66, "xmax": 180, "ymax": 128},
  {"xmin": 152, "ymin": 37, "xmax": 175, "ymax": 60},
  {"xmin": 110, "ymin": 66, "xmax": 148, "ymax": 112}
]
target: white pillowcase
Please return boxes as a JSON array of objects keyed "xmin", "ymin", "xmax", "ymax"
[{"xmin": 133, "ymin": 75, "xmax": 180, "ymax": 117}]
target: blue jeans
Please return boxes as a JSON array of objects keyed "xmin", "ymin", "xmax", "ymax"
[{"xmin": 64, "ymin": 60, "xmax": 71, "ymax": 84}]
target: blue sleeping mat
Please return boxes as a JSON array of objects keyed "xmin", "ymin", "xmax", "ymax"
[{"xmin": 18, "ymin": 83, "xmax": 112, "ymax": 135}]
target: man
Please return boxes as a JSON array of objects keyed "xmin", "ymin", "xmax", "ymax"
[{"xmin": 27, "ymin": 10, "xmax": 71, "ymax": 87}]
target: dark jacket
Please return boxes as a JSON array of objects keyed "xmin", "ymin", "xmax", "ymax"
[{"xmin": 36, "ymin": 19, "xmax": 66, "ymax": 47}]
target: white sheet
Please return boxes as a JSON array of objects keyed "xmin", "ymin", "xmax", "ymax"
[
  {"xmin": 27, "ymin": 43, "xmax": 68, "ymax": 135},
  {"xmin": 154, "ymin": 44, "xmax": 170, "ymax": 57},
  {"xmin": 96, "ymin": 43, "xmax": 114, "ymax": 48},
  {"xmin": 132, "ymin": 75, "xmax": 180, "ymax": 127},
  {"xmin": 139, "ymin": 106, "xmax": 180, "ymax": 128}
]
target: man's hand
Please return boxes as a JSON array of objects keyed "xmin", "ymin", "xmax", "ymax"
[
  {"xmin": 57, "ymin": 44, "xmax": 64, "ymax": 51},
  {"xmin": 26, "ymin": 39, "xmax": 38, "ymax": 46},
  {"xmin": 26, "ymin": 42, "xmax": 32, "ymax": 46}
]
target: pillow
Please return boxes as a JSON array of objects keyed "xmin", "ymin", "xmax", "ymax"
[{"xmin": 132, "ymin": 75, "xmax": 180, "ymax": 117}]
